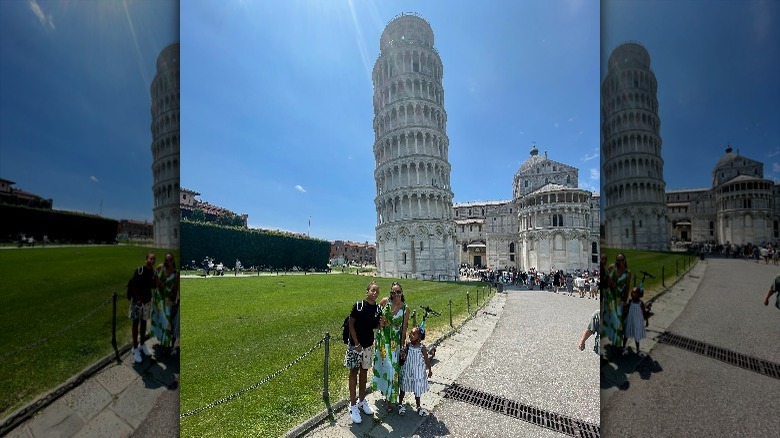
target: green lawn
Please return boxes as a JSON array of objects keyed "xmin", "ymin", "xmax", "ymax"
[
  {"xmin": 180, "ymin": 275, "xmax": 490, "ymax": 437},
  {"xmin": 0, "ymin": 245, "xmax": 178, "ymax": 418},
  {"xmin": 601, "ymin": 248, "xmax": 698, "ymax": 300}
]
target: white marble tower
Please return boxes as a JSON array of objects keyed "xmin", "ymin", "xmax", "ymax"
[
  {"xmin": 151, "ymin": 43, "xmax": 180, "ymax": 249},
  {"xmin": 373, "ymin": 13, "xmax": 457, "ymax": 279},
  {"xmin": 601, "ymin": 42, "xmax": 669, "ymax": 251}
]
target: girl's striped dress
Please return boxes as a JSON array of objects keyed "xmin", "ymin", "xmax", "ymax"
[{"xmin": 401, "ymin": 343, "xmax": 430, "ymax": 397}]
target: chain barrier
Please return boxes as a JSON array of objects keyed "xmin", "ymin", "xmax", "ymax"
[
  {"xmin": 0, "ymin": 294, "xmax": 114, "ymax": 362},
  {"xmin": 180, "ymin": 335, "xmax": 327, "ymax": 419}
]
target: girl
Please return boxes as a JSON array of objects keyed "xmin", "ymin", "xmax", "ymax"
[
  {"xmin": 622, "ymin": 287, "xmax": 649, "ymax": 357},
  {"xmin": 398, "ymin": 326, "xmax": 433, "ymax": 416}
]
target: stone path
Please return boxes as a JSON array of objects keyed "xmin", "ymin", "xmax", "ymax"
[{"xmin": 4, "ymin": 340, "xmax": 179, "ymax": 438}]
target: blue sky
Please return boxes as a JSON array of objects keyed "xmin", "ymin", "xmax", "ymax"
[
  {"xmin": 0, "ymin": 0, "xmax": 178, "ymax": 221},
  {"xmin": 181, "ymin": 0, "xmax": 600, "ymax": 243},
  {"xmin": 602, "ymin": 0, "xmax": 780, "ymax": 191}
]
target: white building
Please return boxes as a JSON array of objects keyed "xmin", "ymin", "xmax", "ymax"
[
  {"xmin": 454, "ymin": 146, "xmax": 600, "ymax": 273},
  {"xmin": 667, "ymin": 146, "xmax": 780, "ymax": 245},
  {"xmin": 601, "ymin": 42, "xmax": 669, "ymax": 251},
  {"xmin": 373, "ymin": 13, "xmax": 457, "ymax": 279},
  {"xmin": 151, "ymin": 43, "xmax": 180, "ymax": 249}
]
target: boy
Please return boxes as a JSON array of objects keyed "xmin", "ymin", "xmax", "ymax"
[{"xmin": 344, "ymin": 281, "xmax": 381, "ymax": 423}]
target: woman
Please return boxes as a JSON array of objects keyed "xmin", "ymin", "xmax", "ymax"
[
  {"xmin": 602, "ymin": 252, "xmax": 630, "ymax": 357},
  {"xmin": 372, "ymin": 281, "xmax": 409, "ymax": 412},
  {"xmin": 151, "ymin": 252, "xmax": 179, "ymax": 352}
]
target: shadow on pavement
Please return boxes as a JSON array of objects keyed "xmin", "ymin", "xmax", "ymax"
[
  {"xmin": 601, "ymin": 345, "xmax": 663, "ymax": 391},
  {"xmin": 416, "ymin": 414, "xmax": 452, "ymax": 437},
  {"xmin": 131, "ymin": 345, "xmax": 179, "ymax": 391}
]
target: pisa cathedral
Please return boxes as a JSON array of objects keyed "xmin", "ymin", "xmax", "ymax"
[
  {"xmin": 372, "ymin": 14, "xmax": 599, "ymax": 277},
  {"xmin": 454, "ymin": 146, "xmax": 600, "ymax": 273}
]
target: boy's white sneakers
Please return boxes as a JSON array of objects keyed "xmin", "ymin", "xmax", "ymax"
[
  {"xmin": 132, "ymin": 348, "xmax": 142, "ymax": 363},
  {"xmin": 140, "ymin": 343, "xmax": 152, "ymax": 357},
  {"xmin": 358, "ymin": 398, "xmax": 374, "ymax": 415},
  {"xmin": 350, "ymin": 404, "xmax": 362, "ymax": 423}
]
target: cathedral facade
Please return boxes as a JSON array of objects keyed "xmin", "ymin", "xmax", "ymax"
[
  {"xmin": 667, "ymin": 146, "xmax": 780, "ymax": 245},
  {"xmin": 454, "ymin": 146, "xmax": 600, "ymax": 273}
]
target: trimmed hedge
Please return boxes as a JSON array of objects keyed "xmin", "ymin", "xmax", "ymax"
[
  {"xmin": 180, "ymin": 220, "xmax": 330, "ymax": 270},
  {"xmin": 0, "ymin": 204, "xmax": 118, "ymax": 243}
]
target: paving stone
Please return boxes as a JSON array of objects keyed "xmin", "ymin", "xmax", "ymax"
[
  {"xmin": 62, "ymin": 378, "xmax": 112, "ymax": 423},
  {"xmin": 26, "ymin": 397, "xmax": 84, "ymax": 438},
  {"xmin": 72, "ymin": 409, "xmax": 133, "ymax": 438},
  {"xmin": 94, "ymin": 363, "xmax": 139, "ymax": 396},
  {"xmin": 109, "ymin": 378, "xmax": 166, "ymax": 429}
]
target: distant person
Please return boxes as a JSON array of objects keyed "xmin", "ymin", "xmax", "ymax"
[
  {"xmin": 129, "ymin": 252, "xmax": 158, "ymax": 363},
  {"xmin": 763, "ymin": 274, "xmax": 780, "ymax": 310},
  {"xmin": 345, "ymin": 281, "xmax": 381, "ymax": 424},
  {"xmin": 622, "ymin": 287, "xmax": 649, "ymax": 357},
  {"xmin": 151, "ymin": 253, "xmax": 178, "ymax": 354},
  {"xmin": 373, "ymin": 281, "xmax": 409, "ymax": 413},
  {"xmin": 398, "ymin": 325, "xmax": 433, "ymax": 416}
]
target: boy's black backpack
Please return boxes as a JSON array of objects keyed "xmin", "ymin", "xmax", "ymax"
[
  {"xmin": 126, "ymin": 266, "xmax": 144, "ymax": 301},
  {"xmin": 341, "ymin": 300, "xmax": 364, "ymax": 344}
]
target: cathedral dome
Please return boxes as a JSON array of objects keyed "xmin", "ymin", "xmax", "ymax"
[{"xmin": 713, "ymin": 145, "xmax": 738, "ymax": 171}]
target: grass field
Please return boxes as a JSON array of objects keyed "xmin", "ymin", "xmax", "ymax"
[
  {"xmin": 0, "ymin": 245, "xmax": 178, "ymax": 418},
  {"xmin": 180, "ymin": 275, "xmax": 491, "ymax": 437},
  {"xmin": 602, "ymin": 248, "xmax": 698, "ymax": 300}
]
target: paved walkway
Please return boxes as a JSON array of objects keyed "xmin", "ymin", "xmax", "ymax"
[
  {"xmin": 4, "ymin": 340, "xmax": 179, "ymax": 438},
  {"xmin": 600, "ymin": 260, "xmax": 708, "ymax": 395},
  {"xmin": 601, "ymin": 258, "xmax": 780, "ymax": 436}
]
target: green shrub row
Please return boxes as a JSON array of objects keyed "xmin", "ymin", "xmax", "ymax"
[
  {"xmin": 0, "ymin": 204, "xmax": 118, "ymax": 243},
  {"xmin": 180, "ymin": 219, "xmax": 330, "ymax": 270}
]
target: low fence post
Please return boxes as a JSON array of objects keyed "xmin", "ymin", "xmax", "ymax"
[
  {"xmin": 323, "ymin": 332, "xmax": 332, "ymax": 418},
  {"xmin": 476, "ymin": 288, "xmax": 480, "ymax": 308},
  {"xmin": 662, "ymin": 265, "xmax": 665, "ymax": 287},
  {"xmin": 449, "ymin": 299, "xmax": 453, "ymax": 328},
  {"xmin": 466, "ymin": 291, "xmax": 471, "ymax": 316},
  {"xmin": 112, "ymin": 290, "xmax": 120, "ymax": 362}
]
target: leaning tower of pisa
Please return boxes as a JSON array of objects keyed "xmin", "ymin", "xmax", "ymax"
[
  {"xmin": 151, "ymin": 43, "xmax": 180, "ymax": 249},
  {"xmin": 373, "ymin": 13, "xmax": 457, "ymax": 279},
  {"xmin": 601, "ymin": 42, "xmax": 669, "ymax": 251}
]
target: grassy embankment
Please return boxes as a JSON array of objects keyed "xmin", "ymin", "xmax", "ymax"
[
  {"xmin": 0, "ymin": 245, "xmax": 178, "ymax": 418},
  {"xmin": 601, "ymin": 248, "xmax": 698, "ymax": 300},
  {"xmin": 180, "ymin": 275, "xmax": 491, "ymax": 437}
]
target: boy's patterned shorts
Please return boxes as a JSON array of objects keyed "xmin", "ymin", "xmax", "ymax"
[
  {"xmin": 344, "ymin": 345, "xmax": 373, "ymax": 370},
  {"xmin": 129, "ymin": 302, "xmax": 151, "ymax": 321}
]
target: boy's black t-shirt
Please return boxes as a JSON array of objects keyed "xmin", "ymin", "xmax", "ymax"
[
  {"xmin": 350, "ymin": 300, "xmax": 380, "ymax": 348},
  {"xmin": 132, "ymin": 265, "xmax": 156, "ymax": 303}
]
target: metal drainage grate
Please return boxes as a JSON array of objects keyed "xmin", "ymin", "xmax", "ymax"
[
  {"xmin": 443, "ymin": 383, "xmax": 600, "ymax": 438},
  {"xmin": 657, "ymin": 331, "xmax": 780, "ymax": 380}
]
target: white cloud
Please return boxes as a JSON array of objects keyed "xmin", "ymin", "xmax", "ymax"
[
  {"xmin": 554, "ymin": 123, "xmax": 559, "ymax": 128},
  {"xmin": 582, "ymin": 152, "xmax": 598, "ymax": 161},
  {"xmin": 768, "ymin": 147, "xmax": 779, "ymax": 158},
  {"xmin": 568, "ymin": 117, "xmax": 574, "ymax": 122},
  {"xmin": 590, "ymin": 168, "xmax": 599, "ymax": 181},
  {"xmin": 90, "ymin": 176, "xmax": 99, "ymax": 183},
  {"xmin": 28, "ymin": 0, "xmax": 55, "ymax": 30},
  {"xmin": 772, "ymin": 162, "xmax": 780, "ymax": 173},
  {"xmin": 294, "ymin": 184, "xmax": 306, "ymax": 193}
]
